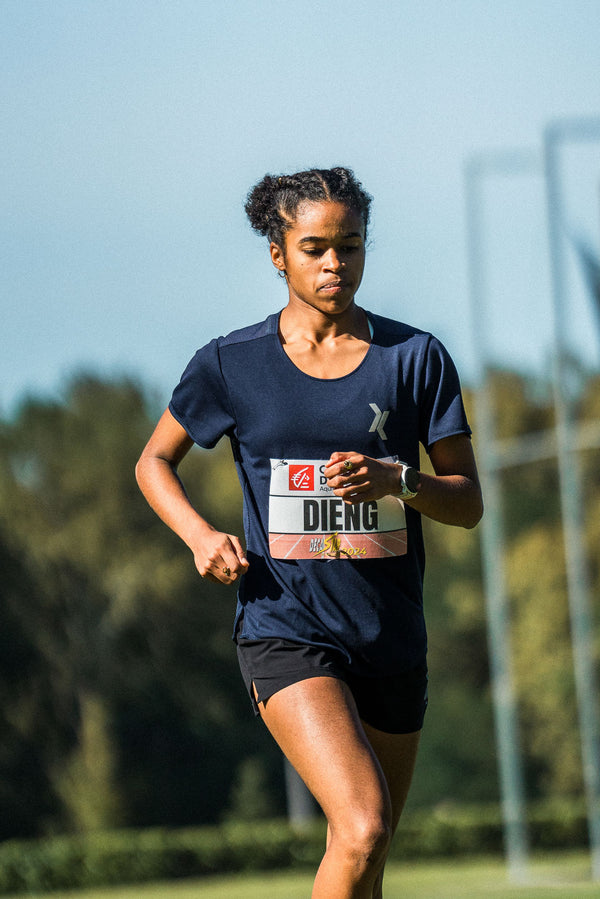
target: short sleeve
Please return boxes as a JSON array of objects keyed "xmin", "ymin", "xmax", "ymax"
[
  {"xmin": 418, "ymin": 336, "xmax": 472, "ymax": 452},
  {"xmin": 168, "ymin": 339, "xmax": 236, "ymax": 448}
]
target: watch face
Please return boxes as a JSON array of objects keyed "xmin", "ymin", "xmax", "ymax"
[{"xmin": 403, "ymin": 466, "xmax": 420, "ymax": 493}]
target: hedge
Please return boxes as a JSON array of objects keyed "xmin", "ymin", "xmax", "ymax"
[
  {"xmin": 392, "ymin": 798, "xmax": 588, "ymax": 859},
  {"xmin": 0, "ymin": 799, "xmax": 589, "ymax": 895}
]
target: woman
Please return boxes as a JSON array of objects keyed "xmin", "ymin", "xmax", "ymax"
[{"xmin": 136, "ymin": 167, "xmax": 483, "ymax": 898}]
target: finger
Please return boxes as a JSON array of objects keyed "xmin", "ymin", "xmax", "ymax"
[
  {"xmin": 215, "ymin": 558, "xmax": 237, "ymax": 583},
  {"xmin": 208, "ymin": 558, "xmax": 236, "ymax": 584},
  {"xmin": 331, "ymin": 465, "xmax": 370, "ymax": 490},
  {"xmin": 197, "ymin": 539, "xmax": 238, "ymax": 583},
  {"xmin": 327, "ymin": 451, "xmax": 348, "ymax": 465},
  {"xmin": 229, "ymin": 535, "xmax": 249, "ymax": 568},
  {"xmin": 332, "ymin": 480, "xmax": 372, "ymax": 502},
  {"xmin": 324, "ymin": 463, "xmax": 358, "ymax": 484},
  {"xmin": 324, "ymin": 452, "xmax": 354, "ymax": 476},
  {"xmin": 219, "ymin": 539, "xmax": 249, "ymax": 583},
  {"xmin": 197, "ymin": 559, "xmax": 230, "ymax": 583},
  {"xmin": 338, "ymin": 457, "xmax": 367, "ymax": 478}
]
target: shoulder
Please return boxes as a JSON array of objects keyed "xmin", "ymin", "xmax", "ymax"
[
  {"xmin": 366, "ymin": 311, "xmax": 464, "ymax": 395},
  {"xmin": 217, "ymin": 313, "xmax": 278, "ymax": 350},
  {"xmin": 175, "ymin": 314, "xmax": 278, "ymax": 389},
  {"xmin": 367, "ymin": 311, "xmax": 431, "ymax": 349},
  {"xmin": 178, "ymin": 314, "xmax": 277, "ymax": 376},
  {"xmin": 367, "ymin": 311, "xmax": 457, "ymax": 360}
]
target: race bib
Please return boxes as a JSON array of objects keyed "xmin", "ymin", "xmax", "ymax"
[{"xmin": 268, "ymin": 458, "xmax": 408, "ymax": 560}]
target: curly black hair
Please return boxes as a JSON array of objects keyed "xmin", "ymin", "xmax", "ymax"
[{"xmin": 244, "ymin": 167, "xmax": 372, "ymax": 248}]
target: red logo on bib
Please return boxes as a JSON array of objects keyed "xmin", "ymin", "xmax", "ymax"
[{"xmin": 289, "ymin": 464, "xmax": 314, "ymax": 491}]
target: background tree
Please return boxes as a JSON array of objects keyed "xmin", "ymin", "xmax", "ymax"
[
  {"xmin": 0, "ymin": 376, "xmax": 284, "ymax": 834},
  {"xmin": 0, "ymin": 531, "xmax": 81, "ymax": 837}
]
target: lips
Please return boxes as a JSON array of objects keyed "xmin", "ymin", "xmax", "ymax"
[{"xmin": 318, "ymin": 280, "xmax": 347, "ymax": 292}]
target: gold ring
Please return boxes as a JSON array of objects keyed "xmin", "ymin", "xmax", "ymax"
[
  {"xmin": 343, "ymin": 460, "xmax": 353, "ymax": 471},
  {"xmin": 222, "ymin": 566, "xmax": 231, "ymax": 577}
]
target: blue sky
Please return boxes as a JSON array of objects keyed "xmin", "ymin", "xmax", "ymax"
[{"xmin": 2, "ymin": 0, "xmax": 600, "ymax": 416}]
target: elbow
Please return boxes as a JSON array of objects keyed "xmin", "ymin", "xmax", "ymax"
[
  {"xmin": 463, "ymin": 494, "xmax": 484, "ymax": 530},
  {"xmin": 135, "ymin": 448, "xmax": 177, "ymax": 497},
  {"xmin": 135, "ymin": 453, "xmax": 148, "ymax": 491}
]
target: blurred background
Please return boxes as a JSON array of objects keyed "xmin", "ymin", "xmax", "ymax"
[{"xmin": 1, "ymin": 0, "xmax": 599, "ymax": 887}]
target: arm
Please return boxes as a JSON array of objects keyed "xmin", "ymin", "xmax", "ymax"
[
  {"xmin": 135, "ymin": 408, "xmax": 249, "ymax": 583},
  {"xmin": 404, "ymin": 434, "xmax": 483, "ymax": 528},
  {"xmin": 323, "ymin": 434, "xmax": 483, "ymax": 530}
]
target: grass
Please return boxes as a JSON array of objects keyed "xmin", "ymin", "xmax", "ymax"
[{"xmin": 5, "ymin": 852, "xmax": 596, "ymax": 899}]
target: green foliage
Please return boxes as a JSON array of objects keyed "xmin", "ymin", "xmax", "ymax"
[
  {"xmin": 0, "ymin": 821, "xmax": 322, "ymax": 894},
  {"xmin": 223, "ymin": 756, "xmax": 280, "ymax": 822},
  {"xmin": 508, "ymin": 525, "xmax": 581, "ymax": 794},
  {"xmin": 0, "ymin": 375, "xmax": 283, "ymax": 836},
  {"xmin": 53, "ymin": 695, "xmax": 123, "ymax": 833},
  {"xmin": 0, "ymin": 533, "xmax": 82, "ymax": 837}
]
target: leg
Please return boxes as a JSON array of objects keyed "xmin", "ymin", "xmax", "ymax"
[
  {"xmin": 362, "ymin": 724, "xmax": 421, "ymax": 899},
  {"xmin": 364, "ymin": 724, "xmax": 421, "ymax": 832},
  {"xmin": 256, "ymin": 676, "xmax": 393, "ymax": 899}
]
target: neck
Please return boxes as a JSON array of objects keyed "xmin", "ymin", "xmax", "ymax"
[{"xmin": 279, "ymin": 301, "xmax": 369, "ymax": 343}]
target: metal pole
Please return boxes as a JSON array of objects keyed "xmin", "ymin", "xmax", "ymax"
[
  {"xmin": 544, "ymin": 118, "xmax": 600, "ymax": 881},
  {"xmin": 465, "ymin": 154, "xmax": 533, "ymax": 882}
]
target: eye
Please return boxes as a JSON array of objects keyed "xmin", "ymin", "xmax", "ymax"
[{"xmin": 302, "ymin": 247, "xmax": 322, "ymax": 256}]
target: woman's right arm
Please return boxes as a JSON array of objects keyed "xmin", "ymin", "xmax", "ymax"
[{"xmin": 135, "ymin": 408, "xmax": 249, "ymax": 583}]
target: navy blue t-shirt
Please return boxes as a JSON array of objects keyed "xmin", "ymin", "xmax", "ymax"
[{"xmin": 169, "ymin": 310, "xmax": 471, "ymax": 676}]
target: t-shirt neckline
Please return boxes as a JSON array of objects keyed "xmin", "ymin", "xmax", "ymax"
[{"xmin": 269, "ymin": 310, "xmax": 375, "ymax": 383}]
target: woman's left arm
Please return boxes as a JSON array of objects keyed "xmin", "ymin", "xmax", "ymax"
[
  {"xmin": 403, "ymin": 434, "xmax": 483, "ymax": 529},
  {"xmin": 325, "ymin": 434, "xmax": 483, "ymax": 530}
]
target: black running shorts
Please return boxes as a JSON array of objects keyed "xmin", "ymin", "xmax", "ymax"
[{"xmin": 236, "ymin": 635, "xmax": 428, "ymax": 735}]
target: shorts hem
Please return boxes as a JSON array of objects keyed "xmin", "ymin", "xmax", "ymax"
[{"xmin": 251, "ymin": 670, "xmax": 344, "ymax": 715}]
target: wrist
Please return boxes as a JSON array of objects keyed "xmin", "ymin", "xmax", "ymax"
[
  {"xmin": 393, "ymin": 460, "xmax": 421, "ymax": 500},
  {"xmin": 185, "ymin": 516, "xmax": 215, "ymax": 549}
]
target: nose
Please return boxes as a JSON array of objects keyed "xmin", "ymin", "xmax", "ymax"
[{"xmin": 323, "ymin": 248, "xmax": 343, "ymax": 271}]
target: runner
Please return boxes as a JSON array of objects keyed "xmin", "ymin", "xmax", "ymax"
[{"xmin": 135, "ymin": 167, "xmax": 483, "ymax": 898}]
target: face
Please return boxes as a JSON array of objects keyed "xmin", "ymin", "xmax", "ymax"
[{"xmin": 270, "ymin": 200, "xmax": 366, "ymax": 317}]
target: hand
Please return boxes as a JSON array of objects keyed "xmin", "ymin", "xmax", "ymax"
[
  {"xmin": 323, "ymin": 452, "xmax": 401, "ymax": 504},
  {"xmin": 192, "ymin": 528, "xmax": 249, "ymax": 584}
]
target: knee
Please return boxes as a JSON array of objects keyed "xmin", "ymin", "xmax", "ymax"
[{"xmin": 335, "ymin": 812, "xmax": 392, "ymax": 873}]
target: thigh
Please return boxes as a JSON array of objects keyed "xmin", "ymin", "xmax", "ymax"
[
  {"xmin": 362, "ymin": 723, "xmax": 421, "ymax": 832},
  {"xmin": 256, "ymin": 676, "xmax": 392, "ymax": 829}
]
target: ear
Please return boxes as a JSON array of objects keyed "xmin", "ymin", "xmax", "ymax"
[{"xmin": 270, "ymin": 242, "xmax": 286, "ymax": 273}]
